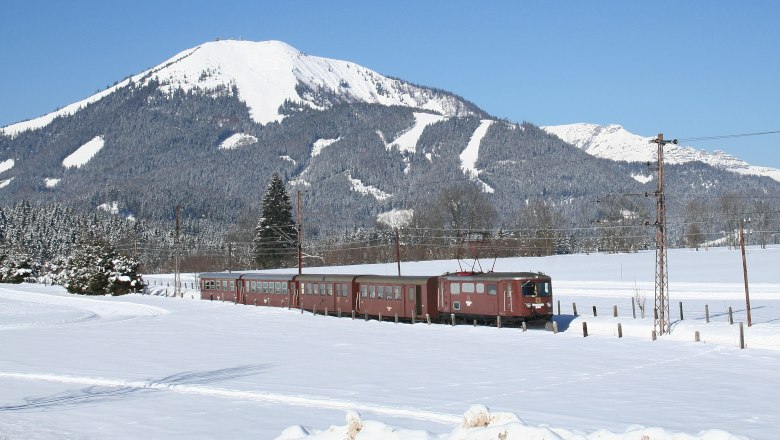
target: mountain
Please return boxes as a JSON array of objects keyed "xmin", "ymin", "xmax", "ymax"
[
  {"xmin": 1, "ymin": 40, "xmax": 778, "ymax": 261},
  {"xmin": 542, "ymin": 123, "xmax": 780, "ymax": 183}
]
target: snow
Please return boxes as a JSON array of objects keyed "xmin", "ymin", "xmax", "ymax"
[
  {"xmin": 62, "ymin": 136, "xmax": 104, "ymax": 169},
  {"xmin": 1, "ymin": 246, "xmax": 779, "ymax": 438},
  {"xmin": 97, "ymin": 201, "xmax": 120, "ymax": 215},
  {"xmin": 311, "ymin": 137, "xmax": 340, "ymax": 157},
  {"xmin": 346, "ymin": 171, "xmax": 391, "ymax": 201},
  {"xmin": 0, "ymin": 177, "xmax": 12, "ymax": 189},
  {"xmin": 0, "ymin": 159, "xmax": 13, "ymax": 174},
  {"xmin": 389, "ymin": 113, "xmax": 447, "ymax": 154},
  {"xmin": 376, "ymin": 209, "xmax": 414, "ymax": 229},
  {"xmin": 542, "ymin": 123, "xmax": 780, "ymax": 182},
  {"xmin": 630, "ymin": 172, "xmax": 653, "ymax": 184},
  {"xmin": 460, "ymin": 120, "xmax": 495, "ymax": 193},
  {"xmin": 44, "ymin": 178, "xmax": 61, "ymax": 188},
  {"xmin": 218, "ymin": 133, "xmax": 257, "ymax": 150}
]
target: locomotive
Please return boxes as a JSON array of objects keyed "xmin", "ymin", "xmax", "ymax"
[{"xmin": 199, "ymin": 270, "xmax": 553, "ymax": 326}]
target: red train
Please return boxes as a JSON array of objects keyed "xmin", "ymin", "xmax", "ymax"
[{"xmin": 199, "ymin": 271, "xmax": 553, "ymax": 325}]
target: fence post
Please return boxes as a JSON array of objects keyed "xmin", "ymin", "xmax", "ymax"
[
  {"xmin": 632, "ymin": 297, "xmax": 636, "ymax": 319},
  {"xmin": 552, "ymin": 321, "xmax": 558, "ymax": 334},
  {"xmin": 617, "ymin": 323, "xmax": 623, "ymax": 338},
  {"xmin": 338, "ymin": 308, "xmax": 342, "ymax": 318},
  {"xmin": 352, "ymin": 310, "xmax": 356, "ymax": 320},
  {"xmin": 411, "ymin": 314, "xmax": 415, "ymax": 324},
  {"xmin": 426, "ymin": 314, "xmax": 431, "ymax": 325},
  {"xmin": 365, "ymin": 312, "xmax": 369, "ymax": 321},
  {"xmin": 395, "ymin": 313, "xmax": 399, "ymax": 324},
  {"xmin": 313, "ymin": 305, "xmax": 317, "ymax": 316},
  {"xmin": 573, "ymin": 303, "xmax": 578, "ymax": 317},
  {"xmin": 613, "ymin": 305, "xmax": 618, "ymax": 318},
  {"xmin": 522, "ymin": 321, "xmax": 527, "ymax": 332},
  {"xmin": 679, "ymin": 301, "xmax": 684, "ymax": 320},
  {"xmin": 652, "ymin": 330, "xmax": 657, "ymax": 341},
  {"xmin": 582, "ymin": 322, "xmax": 588, "ymax": 337},
  {"xmin": 695, "ymin": 331, "xmax": 700, "ymax": 342},
  {"xmin": 728, "ymin": 307, "xmax": 734, "ymax": 325},
  {"xmin": 592, "ymin": 306, "xmax": 597, "ymax": 317},
  {"xmin": 497, "ymin": 315, "xmax": 502, "ymax": 328},
  {"xmin": 379, "ymin": 313, "xmax": 382, "ymax": 322},
  {"xmin": 705, "ymin": 304, "xmax": 710, "ymax": 323},
  {"xmin": 450, "ymin": 314, "xmax": 455, "ymax": 326},
  {"xmin": 557, "ymin": 300, "xmax": 561, "ymax": 316},
  {"xmin": 739, "ymin": 322, "xmax": 745, "ymax": 349},
  {"xmin": 254, "ymin": 299, "xmax": 257, "ymax": 307},
  {"xmin": 325, "ymin": 307, "xmax": 328, "ymax": 316}
]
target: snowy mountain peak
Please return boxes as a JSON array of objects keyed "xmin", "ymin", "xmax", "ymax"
[
  {"xmin": 1, "ymin": 40, "xmax": 480, "ymax": 137},
  {"xmin": 543, "ymin": 123, "xmax": 780, "ymax": 182}
]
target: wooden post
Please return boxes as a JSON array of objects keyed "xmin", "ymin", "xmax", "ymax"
[
  {"xmin": 632, "ymin": 297, "xmax": 636, "ymax": 319},
  {"xmin": 450, "ymin": 313, "xmax": 455, "ymax": 326},
  {"xmin": 592, "ymin": 306, "xmax": 597, "ymax": 317},
  {"xmin": 352, "ymin": 310, "xmax": 356, "ymax": 320},
  {"xmin": 705, "ymin": 304, "xmax": 710, "ymax": 323},
  {"xmin": 338, "ymin": 308, "xmax": 342, "ymax": 318},
  {"xmin": 325, "ymin": 307, "xmax": 328, "ymax": 316},
  {"xmin": 426, "ymin": 314, "xmax": 431, "ymax": 325},
  {"xmin": 695, "ymin": 331, "xmax": 700, "ymax": 342},
  {"xmin": 473, "ymin": 319, "xmax": 477, "ymax": 327},
  {"xmin": 617, "ymin": 323, "xmax": 623, "ymax": 338},
  {"xmin": 365, "ymin": 312, "xmax": 369, "ymax": 321},
  {"xmin": 313, "ymin": 305, "xmax": 316, "ymax": 316},
  {"xmin": 739, "ymin": 322, "xmax": 745, "ymax": 349},
  {"xmin": 254, "ymin": 299, "xmax": 257, "ymax": 306},
  {"xmin": 582, "ymin": 322, "xmax": 588, "ymax": 337},
  {"xmin": 378, "ymin": 313, "xmax": 382, "ymax": 322},
  {"xmin": 210, "ymin": 294, "xmax": 213, "ymax": 301},
  {"xmin": 411, "ymin": 314, "xmax": 415, "ymax": 324},
  {"xmin": 728, "ymin": 306, "xmax": 734, "ymax": 325},
  {"xmin": 557, "ymin": 300, "xmax": 561, "ymax": 316},
  {"xmin": 740, "ymin": 219, "xmax": 753, "ymax": 327},
  {"xmin": 522, "ymin": 321, "xmax": 527, "ymax": 332},
  {"xmin": 394, "ymin": 313, "xmax": 398, "ymax": 324},
  {"xmin": 497, "ymin": 316, "xmax": 502, "ymax": 328},
  {"xmin": 613, "ymin": 305, "xmax": 618, "ymax": 317},
  {"xmin": 573, "ymin": 303, "xmax": 578, "ymax": 317},
  {"xmin": 679, "ymin": 301, "xmax": 684, "ymax": 320},
  {"xmin": 552, "ymin": 321, "xmax": 558, "ymax": 334},
  {"xmin": 652, "ymin": 330, "xmax": 657, "ymax": 341}
]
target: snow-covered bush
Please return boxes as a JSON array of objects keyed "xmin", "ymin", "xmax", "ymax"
[
  {"xmin": 63, "ymin": 235, "xmax": 142, "ymax": 295},
  {"xmin": 0, "ymin": 248, "xmax": 38, "ymax": 284}
]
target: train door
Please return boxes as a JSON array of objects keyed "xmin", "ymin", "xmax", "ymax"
[{"xmin": 501, "ymin": 281, "xmax": 514, "ymax": 315}]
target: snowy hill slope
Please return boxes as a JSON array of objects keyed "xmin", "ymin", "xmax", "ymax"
[
  {"xmin": 543, "ymin": 123, "xmax": 780, "ymax": 182},
  {"xmin": 1, "ymin": 40, "xmax": 480, "ymax": 137}
]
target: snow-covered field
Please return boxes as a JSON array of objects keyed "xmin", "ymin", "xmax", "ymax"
[{"xmin": 1, "ymin": 246, "xmax": 778, "ymax": 439}]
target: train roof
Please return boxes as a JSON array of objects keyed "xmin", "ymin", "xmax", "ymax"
[
  {"xmin": 294, "ymin": 274, "xmax": 359, "ymax": 282},
  {"xmin": 440, "ymin": 271, "xmax": 550, "ymax": 281},
  {"xmin": 198, "ymin": 272, "xmax": 242, "ymax": 279},
  {"xmin": 240, "ymin": 273, "xmax": 297, "ymax": 281},
  {"xmin": 354, "ymin": 275, "xmax": 437, "ymax": 285}
]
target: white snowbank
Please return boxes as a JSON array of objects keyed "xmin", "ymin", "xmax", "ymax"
[
  {"xmin": 312, "ymin": 137, "xmax": 340, "ymax": 157},
  {"xmin": 0, "ymin": 177, "xmax": 12, "ymax": 189},
  {"xmin": 97, "ymin": 201, "xmax": 120, "ymax": 215},
  {"xmin": 276, "ymin": 406, "xmax": 747, "ymax": 440},
  {"xmin": 62, "ymin": 136, "xmax": 104, "ymax": 168},
  {"xmin": 44, "ymin": 178, "xmax": 61, "ymax": 188},
  {"xmin": 630, "ymin": 173, "xmax": 653, "ymax": 184},
  {"xmin": 219, "ymin": 133, "xmax": 258, "ymax": 150}
]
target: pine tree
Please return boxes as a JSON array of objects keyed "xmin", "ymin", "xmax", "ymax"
[
  {"xmin": 64, "ymin": 233, "xmax": 142, "ymax": 295},
  {"xmin": 253, "ymin": 173, "xmax": 297, "ymax": 268}
]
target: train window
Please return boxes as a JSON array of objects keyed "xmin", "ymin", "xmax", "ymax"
[
  {"xmin": 250, "ymin": 281, "xmax": 256, "ymax": 292},
  {"xmin": 369, "ymin": 286, "xmax": 376, "ymax": 298},
  {"xmin": 275, "ymin": 282, "xmax": 282, "ymax": 294},
  {"xmin": 451, "ymin": 283, "xmax": 460, "ymax": 295},
  {"xmin": 361, "ymin": 285, "xmax": 368, "ymax": 298},
  {"xmin": 229, "ymin": 281, "xmax": 235, "ymax": 291},
  {"xmin": 327, "ymin": 284, "xmax": 333, "ymax": 296},
  {"xmin": 377, "ymin": 286, "xmax": 384, "ymax": 299},
  {"xmin": 453, "ymin": 301, "xmax": 461, "ymax": 311},
  {"xmin": 537, "ymin": 282, "xmax": 551, "ymax": 297},
  {"xmin": 462, "ymin": 283, "xmax": 475, "ymax": 293},
  {"xmin": 476, "ymin": 283, "xmax": 485, "ymax": 294},
  {"xmin": 341, "ymin": 284, "xmax": 349, "ymax": 297},
  {"xmin": 302, "ymin": 283, "xmax": 309, "ymax": 295},
  {"xmin": 407, "ymin": 287, "xmax": 414, "ymax": 301},
  {"xmin": 222, "ymin": 280, "xmax": 228, "ymax": 290},
  {"xmin": 487, "ymin": 284, "xmax": 497, "ymax": 295},
  {"xmin": 283, "ymin": 283, "xmax": 288, "ymax": 294},
  {"xmin": 393, "ymin": 286, "xmax": 401, "ymax": 300},
  {"xmin": 384, "ymin": 286, "xmax": 391, "ymax": 300},
  {"xmin": 522, "ymin": 281, "xmax": 535, "ymax": 297}
]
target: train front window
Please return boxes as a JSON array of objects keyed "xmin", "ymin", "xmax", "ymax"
[
  {"xmin": 537, "ymin": 282, "xmax": 552, "ymax": 297},
  {"xmin": 521, "ymin": 281, "xmax": 535, "ymax": 297}
]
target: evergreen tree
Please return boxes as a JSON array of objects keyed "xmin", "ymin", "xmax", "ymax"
[
  {"xmin": 253, "ymin": 173, "xmax": 297, "ymax": 268},
  {"xmin": 64, "ymin": 234, "xmax": 142, "ymax": 295}
]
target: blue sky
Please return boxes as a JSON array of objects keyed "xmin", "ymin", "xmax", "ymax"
[{"xmin": 2, "ymin": 0, "xmax": 779, "ymax": 167}]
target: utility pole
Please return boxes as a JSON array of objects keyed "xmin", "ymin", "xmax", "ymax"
[
  {"xmin": 740, "ymin": 219, "xmax": 753, "ymax": 326},
  {"xmin": 394, "ymin": 228, "xmax": 401, "ymax": 276},
  {"xmin": 228, "ymin": 242, "xmax": 233, "ymax": 273},
  {"xmin": 174, "ymin": 206, "xmax": 182, "ymax": 298},
  {"xmin": 650, "ymin": 133, "xmax": 676, "ymax": 335},
  {"xmin": 297, "ymin": 190, "xmax": 303, "ymax": 275}
]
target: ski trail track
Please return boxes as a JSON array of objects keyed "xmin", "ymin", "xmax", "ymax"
[{"xmin": 0, "ymin": 371, "xmax": 461, "ymax": 425}]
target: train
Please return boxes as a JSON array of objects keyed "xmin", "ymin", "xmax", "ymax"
[{"xmin": 198, "ymin": 270, "xmax": 553, "ymax": 326}]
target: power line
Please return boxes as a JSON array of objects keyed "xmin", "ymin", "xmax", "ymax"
[{"xmin": 677, "ymin": 130, "xmax": 780, "ymax": 143}]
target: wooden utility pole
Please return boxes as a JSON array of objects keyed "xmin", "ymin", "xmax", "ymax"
[
  {"xmin": 228, "ymin": 242, "xmax": 233, "ymax": 273},
  {"xmin": 394, "ymin": 228, "xmax": 401, "ymax": 276},
  {"xmin": 297, "ymin": 190, "xmax": 303, "ymax": 275},
  {"xmin": 740, "ymin": 219, "xmax": 753, "ymax": 326},
  {"xmin": 650, "ymin": 133, "xmax": 676, "ymax": 335},
  {"xmin": 174, "ymin": 206, "xmax": 182, "ymax": 298}
]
